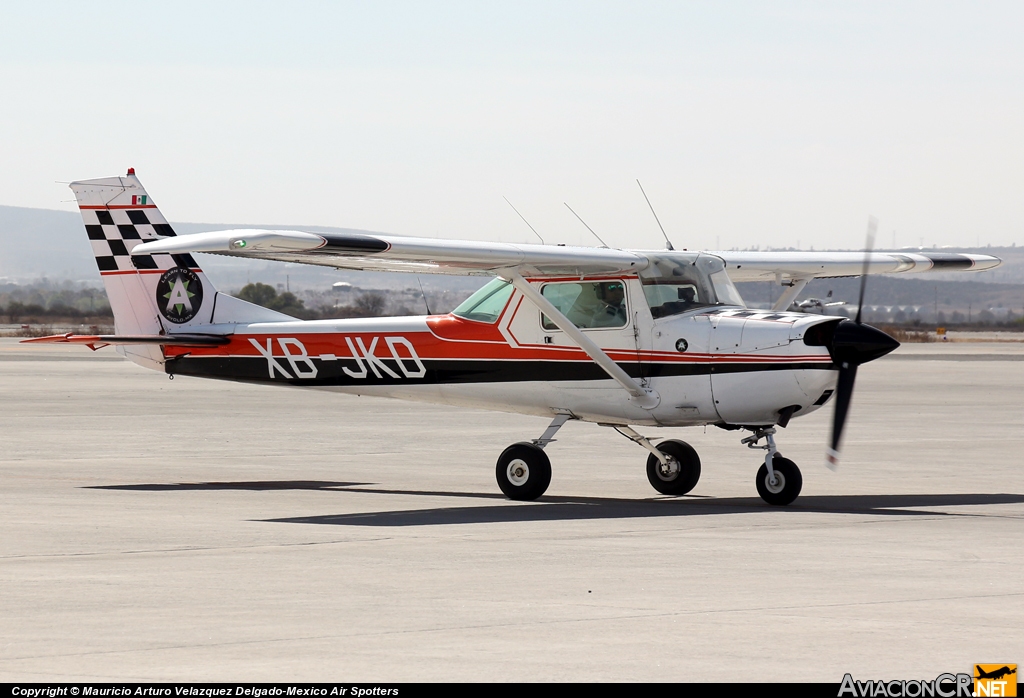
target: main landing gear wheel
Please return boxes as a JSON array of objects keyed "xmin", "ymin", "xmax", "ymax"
[
  {"xmin": 496, "ymin": 442, "xmax": 552, "ymax": 501},
  {"xmin": 646, "ymin": 439, "xmax": 701, "ymax": 496},
  {"xmin": 756, "ymin": 457, "xmax": 802, "ymax": 506}
]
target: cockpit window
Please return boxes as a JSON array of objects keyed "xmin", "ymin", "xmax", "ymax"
[
  {"xmin": 639, "ymin": 253, "xmax": 744, "ymax": 318},
  {"xmin": 452, "ymin": 277, "xmax": 514, "ymax": 323},
  {"xmin": 540, "ymin": 280, "xmax": 628, "ymax": 330}
]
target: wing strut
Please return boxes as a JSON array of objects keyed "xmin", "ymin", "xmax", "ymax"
[
  {"xmin": 771, "ymin": 277, "xmax": 811, "ymax": 311},
  {"xmin": 505, "ymin": 273, "xmax": 660, "ymax": 409}
]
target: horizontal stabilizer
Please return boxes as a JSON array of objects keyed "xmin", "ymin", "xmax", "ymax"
[{"xmin": 21, "ymin": 333, "xmax": 230, "ymax": 351}]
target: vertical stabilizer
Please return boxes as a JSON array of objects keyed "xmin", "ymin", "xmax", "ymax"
[{"xmin": 70, "ymin": 169, "xmax": 219, "ymax": 370}]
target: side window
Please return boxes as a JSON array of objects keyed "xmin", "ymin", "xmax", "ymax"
[
  {"xmin": 642, "ymin": 281, "xmax": 704, "ymax": 319},
  {"xmin": 541, "ymin": 281, "xmax": 629, "ymax": 330}
]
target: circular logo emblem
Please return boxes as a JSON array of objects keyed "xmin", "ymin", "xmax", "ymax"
[
  {"xmin": 675, "ymin": 337, "xmax": 689, "ymax": 353},
  {"xmin": 156, "ymin": 267, "xmax": 203, "ymax": 324}
]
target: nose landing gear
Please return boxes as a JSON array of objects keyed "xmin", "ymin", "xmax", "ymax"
[{"xmin": 743, "ymin": 427, "xmax": 802, "ymax": 505}]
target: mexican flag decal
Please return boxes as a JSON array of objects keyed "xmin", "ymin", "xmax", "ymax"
[{"xmin": 131, "ymin": 195, "xmax": 148, "ymax": 205}]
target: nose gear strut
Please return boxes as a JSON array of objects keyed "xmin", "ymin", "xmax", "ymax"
[
  {"xmin": 742, "ymin": 427, "xmax": 781, "ymax": 487},
  {"xmin": 742, "ymin": 426, "xmax": 803, "ymax": 506}
]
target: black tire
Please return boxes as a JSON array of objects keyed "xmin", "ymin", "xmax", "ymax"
[
  {"xmin": 646, "ymin": 439, "xmax": 701, "ymax": 495},
  {"xmin": 496, "ymin": 443, "xmax": 552, "ymax": 501},
  {"xmin": 755, "ymin": 456, "xmax": 802, "ymax": 506}
]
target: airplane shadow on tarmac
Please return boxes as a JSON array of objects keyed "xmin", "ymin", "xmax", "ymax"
[
  {"xmin": 86, "ymin": 482, "xmax": 1024, "ymax": 527},
  {"xmin": 262, "ymin": 491, "xmax": 1024, "ymax": 527},
  {"xmin": 90, "ymin": 480, "xmax": 371, "ymax": 491}
]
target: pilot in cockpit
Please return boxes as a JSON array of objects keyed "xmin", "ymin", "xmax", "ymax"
[{"xmin": 592, "ymin": 281, "xmax": 627, "ymax": 327}]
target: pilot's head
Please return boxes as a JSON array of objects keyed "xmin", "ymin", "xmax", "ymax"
[
  {"xmin": 679, "ymin": 287, "xmax": 696, "ymax": 303},
  {"xmin": 598, "ymin": 281, "xmax": 625, "ymax": 305}
]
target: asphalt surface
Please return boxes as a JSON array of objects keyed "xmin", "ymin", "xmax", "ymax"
[{"xmin": 1, "ymin": 337, "xmax": 1021, "ymax": 682}]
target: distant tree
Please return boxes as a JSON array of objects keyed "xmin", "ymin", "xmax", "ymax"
[
  {"xmin": 236, "ymin": 282, "xmax": 279, "ymax": 307},
  {"xmin": 235, "ymin": 282, "xmax": 316, "ymax": 319},
  {"xmin": 46, "ymin": 303, "xmax": 82, "ymax": 318},
  {"xmin": 270, "ymin": 291, "xmax": 312, "ymax": 318},
  {"xmin": 354, "ymin": 292, "xmax": 387, "ymax": 316}
]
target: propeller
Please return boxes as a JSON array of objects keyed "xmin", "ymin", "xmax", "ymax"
[{"xmin": 825, "ymin": 217, "xmax": 900, "ymax": 469}]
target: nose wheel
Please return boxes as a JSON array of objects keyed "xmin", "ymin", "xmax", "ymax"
[
  {"xmin": 755, "ymin": 457, "xmax": 802, "ymax": 506},
  {"xmin": 743, "ymin": 427, "xmax": 803, "ymax": 505}
]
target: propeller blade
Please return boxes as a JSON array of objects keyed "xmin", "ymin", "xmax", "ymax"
[
  {"xmin": 824, "ymin": 320, "xmax": 900, "ymax": 469},
  {"xmin": 826, "ymin": 361, "xmax": 858, "ymax": 470},
  {"xmin": 854, "ymin": 216, "xmax": 878, "ymax": 325},
  {"xmin": 828, "ymin": 216, "xmax": 884, "ymax": 468}
]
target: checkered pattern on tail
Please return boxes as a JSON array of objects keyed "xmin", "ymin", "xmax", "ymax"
[
  {"xmin": 68, "ymin": 171, "xmax": 221, "ymax": 370},
  {"xmin": 81, "ymin": 206, "xmax": 200, "ymax": 274}
]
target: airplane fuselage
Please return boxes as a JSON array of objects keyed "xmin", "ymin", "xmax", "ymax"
[{"xmin": 163, "ymin": 276, "xmax": 839, "ymax": 428}]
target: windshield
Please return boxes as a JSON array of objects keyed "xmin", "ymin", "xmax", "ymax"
[
  {"xmin": 639, "ymin": 253, "xmax": 744, "ymax": 318},
  {"xmin": 452, "ymin": 277, "xmax": 514, "ymax": 323}
]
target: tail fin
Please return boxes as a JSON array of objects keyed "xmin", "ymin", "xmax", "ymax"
[
  {"xmin": 71, "ymin": 169, "xmax": 220, "ymax": 368},
  {"xmin": 70, "ymin": 169, "xmax": 290, "ymax": 370}
]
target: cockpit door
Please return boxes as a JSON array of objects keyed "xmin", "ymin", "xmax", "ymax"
[{"xmin": 636, "ymin": 252, "xmax": 745, "ymax": 426}]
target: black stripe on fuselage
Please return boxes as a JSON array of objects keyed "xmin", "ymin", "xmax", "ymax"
[{"xmin": 165, "ymin": 355, "xmax": 834, "ymax": 386}]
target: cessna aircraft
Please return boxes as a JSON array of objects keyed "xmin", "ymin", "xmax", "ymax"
[
  {"xmin": 26, "ymin": 170, "xmax": 1002, "ymax": 505},
  {"xmin": 790, "ymin": 290, "xmax": 847, "ymax": 313}
]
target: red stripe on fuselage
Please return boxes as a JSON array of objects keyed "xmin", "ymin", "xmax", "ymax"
[
  {"xmin": 426, "ymin": 314, "xmax": 506, "ymax": 342},
  {"xmin": 164, "ymin": 329, "xmax": 833, "ymax": 365}
]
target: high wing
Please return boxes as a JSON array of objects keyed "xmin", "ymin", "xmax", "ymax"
[
  {"xmin": 715, "ymin": 250, "xmax": 1001, "ymax": 282},
  {"xmin": 130, "ymin": 229, "xmax": 647, "ymax": 277},
  {"xmin": 131, "ymin": 228, "xmax": 1001, "ymax": 281}
]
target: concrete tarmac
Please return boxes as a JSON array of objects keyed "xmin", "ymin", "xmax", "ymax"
[{"xmin": 1, "ymin": 338, "xmax": 1021, "ymax": 682}]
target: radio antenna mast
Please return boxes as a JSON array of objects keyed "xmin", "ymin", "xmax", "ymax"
[
  {"xmin": 636, "ymin": 179, "xmax": 674, "ymax": 251},
  {"xmin": 416, "ymin": 276, "xmax": 432, "ymax": 316},
  {"xmin": 564, "ymin": 203, "xmax": 608, "ymax": 248},
  {"xmin": 503, "ymin": 196, "xmax": 545, "ymax": 244}
]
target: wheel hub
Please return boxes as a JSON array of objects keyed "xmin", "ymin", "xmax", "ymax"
[
  {"xmin": 656, "ymin": 456, "xmax": 680, "ymax": 481},
  {"xmin": 765, "ymin": 470, "xmax": 786, "ymax": 494},
  {"xmin": 507, "ymin": 459, "xmax": 530, "ymax": 486}
]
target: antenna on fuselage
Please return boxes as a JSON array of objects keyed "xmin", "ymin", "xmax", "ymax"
[
  {"xmin": 503, "ymin": 196, "xmax": 545, "ymax": 245},
  {"xmin": 416, "ymin": 276, "xmax": 432, "ymax": 316},
  {"xmin": 636, "ymin": 179, "xmax": 674, "ymax": 251},
  {"xmin": 563, "ymin": 203, "xmax": 608, "ymax": 248}
]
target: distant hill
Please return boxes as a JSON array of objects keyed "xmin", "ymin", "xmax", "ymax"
[{"xmin": 0, "ymin": 205, "xmax": 485, "ymax": 294}]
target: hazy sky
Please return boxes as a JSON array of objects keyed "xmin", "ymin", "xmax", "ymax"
[{"xmin": 1, "ymin": 2, "xmax": 1021, "ymax": 250}]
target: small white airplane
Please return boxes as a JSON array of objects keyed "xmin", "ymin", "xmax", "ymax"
[
  {"xmin": 791, "ymin": 290, "xmax": 847, "ymax": 313},
  {"xmin": 26, "ymin": 170, "xmax": 1002, "ymax": 505}
]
